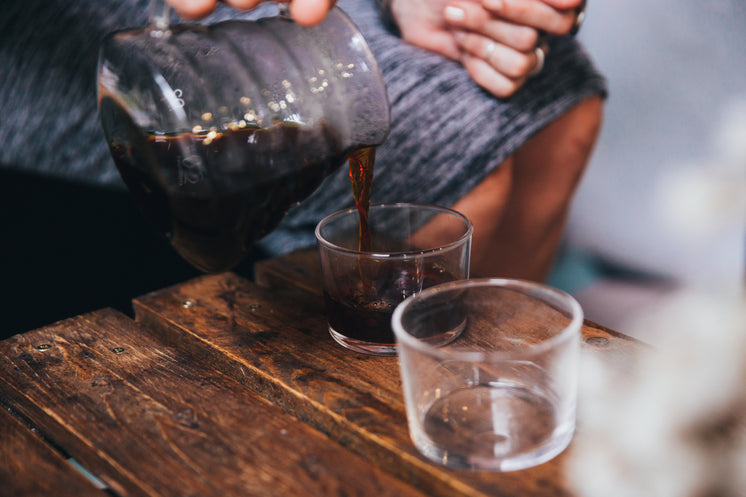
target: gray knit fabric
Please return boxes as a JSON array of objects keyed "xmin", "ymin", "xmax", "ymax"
[{"xmin": 0, "ymin": 0, "xmax": 606, "ymax": 258}]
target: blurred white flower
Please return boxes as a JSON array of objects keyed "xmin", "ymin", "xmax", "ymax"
[
  {"xmin": 657, "ymin": 163, "xmax": 743, "ymax": 238},
  {"xmin": 569, "ymin": 289, "xmax": 746, "ymax": 497},
  {"xmin": 652, "ymin": 96, "xmax": 745, "ymax": 289},
  {"xmin": 656, "ymin": 94, "xmax": 745, "ymax": 239},
  {"xmin": 712, "ymin": 95, "xmax": 746, "ymax": 168}
]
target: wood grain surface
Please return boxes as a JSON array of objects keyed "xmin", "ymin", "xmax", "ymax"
[
  {"xmin": 254, "ymin": 248, "xmax": 645, "ymax": 358},
  {"xmin": 0, "ymin": 248, "xmax": 645, "ymax": 497},
  {"xmin": 127, "ymin": 250, "xmax": 645, "ymax": 497},
  {"xmin": 0, "ymin": 406, "xmax": 106, "ymax": 496},
  {"xmin": 0, "ymin": 309, "xmax": 425, "ymax": 497}
]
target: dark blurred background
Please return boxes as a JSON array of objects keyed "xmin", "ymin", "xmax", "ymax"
[{"xmin": 0, "ymin": 168, "xmax": 263, "ymax": 340}]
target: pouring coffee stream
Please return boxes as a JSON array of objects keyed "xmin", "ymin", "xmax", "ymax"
[
  {"xmin": 97, "ymin": 2, "xmax": 389, "ymax": 272},
  {"xmin": 348, "ymin": 147, "xmax": 375, "ymax": 252}
]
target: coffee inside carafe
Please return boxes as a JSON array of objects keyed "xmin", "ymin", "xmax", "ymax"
[
  {"xmin": 100, "ymin": 96, "xmax": 358, "ymax": 272},
  {"xmin": 97, "ymin": 6, "xmax": 390, "ymax": 272}
]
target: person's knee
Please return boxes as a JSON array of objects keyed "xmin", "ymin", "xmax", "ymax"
[
  {"xmin": 561, "ymin": 95, "xmax": 604, "ymax": 176},
  {"xmin": 515, "ymin": 95, "xmax": 604, "ymax": 201}
]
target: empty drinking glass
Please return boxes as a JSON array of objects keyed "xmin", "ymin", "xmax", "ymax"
[{"xmin": 392, "ymin": 278, "xmax": 583, "ymax": 471}]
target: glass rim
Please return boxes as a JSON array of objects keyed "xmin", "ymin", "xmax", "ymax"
[
  {"xmin": 314, "ymin": 202, "xmax": 473, "ymax": 258},
  {"xmin": 391, "ymin": 277, "xmax": 584, "ymax": 361}
]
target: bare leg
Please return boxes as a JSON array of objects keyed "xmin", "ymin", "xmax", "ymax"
[{"xmin": 452, "ymin": 96, "xmax": 604, "ymax": 281}]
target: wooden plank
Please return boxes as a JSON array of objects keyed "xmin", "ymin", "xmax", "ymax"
[
  {"xmin": 0, "ymin": 309, "xmax": 426, "ymax": 497},
  {"xmin": 254, "ymin": 248, "xmax": 648, "ymax": 357},
  {"xmin": 133, "ymin": 267, "xmax": 644, "ymax": 497},
  {"xmin": 0, "ymin": 406, "xmax": 106, "ymax": 496}
]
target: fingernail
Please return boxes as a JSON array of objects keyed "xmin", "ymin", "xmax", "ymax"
[{"xmin": 444, "ymin": 5, "xmax": 465, "ymax": 22}]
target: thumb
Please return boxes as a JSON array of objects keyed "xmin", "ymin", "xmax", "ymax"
[
  {"xmin": 540, "ymin": 0, "xmax": 583, "ymax": 11},
  {"xmin": 288, "ymin": 0, "xmax": 336, "ymax": 26}
]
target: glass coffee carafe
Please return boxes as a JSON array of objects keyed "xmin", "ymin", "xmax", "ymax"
[{"xmin": 97, "ymin": 1, "xmax": 390, "ymax": 273}]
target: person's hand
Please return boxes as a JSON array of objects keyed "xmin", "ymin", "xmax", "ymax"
[
  {"xmin": 391, "ymin": 0, "xmax": 585, "ymax": 98},
  {"xmin": 165, "ymin": 0, "xmax": 335, "ymax": 26},
  {"xmin": 441, "ymin": 0, "xmax": 585, "ymax": 96}
]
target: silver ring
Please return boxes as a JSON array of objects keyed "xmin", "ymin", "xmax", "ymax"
[
  {"xmin": 529, "ymin": 45, "xmax": 545, "ymax": 77},
  {"xmin": 483, "ymin": 41, "xmax": 497, "ymax": 62},
  {"xmin": 570, "ymin": 0, "xmax": 587, "ymax": 36}
]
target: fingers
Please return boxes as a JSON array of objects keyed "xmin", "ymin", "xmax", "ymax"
[
  {"xmin": 481, "ymin": 0, "xmax": 577, "ymax": 35},
  {"xmin": 455, "ymin": 31, "xmax": 537, "ymax": 79},
  {"xmin": 223, "ymin": 0, "xmax": 264, "ymax": 8},
  {"xmin": 540, "ymin": 0, "xmax": 584, "ymax": 10},
  {"xmin": 288, "ymin": 0, "xmax": 335, "ymax": 26},
  {"xmin": 456, "ymin": 36, "xmax": 546, "ymax": 98},
  {"xmin": 459, "ymin": 54, "xmax": 525, "ymax": 98},
  {"xmin": 165, "ymin": 0, "xmax": 334, "ymax": 25},
  {"xmin": 444, "ymin": 2, "xmax": 538, "ymax": 52},
  {"xmin": 166, "ymin": 0, "xmax": 218, "ymax": 20},
  {"xmin": 444, "ymin": 1, "xmax": 546, "ymax": 98}
]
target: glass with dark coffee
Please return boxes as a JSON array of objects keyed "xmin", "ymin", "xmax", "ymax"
[{"xmin": 315, "ymin": 203, "xmax": 473, "ymax": 356}]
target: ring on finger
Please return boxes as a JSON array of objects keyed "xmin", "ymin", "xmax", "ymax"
[
  {"xmin": 483, "ymin": 41, "xmax": 497, "ymax": 62},
  {"xmin": 528, "ymin": 45, "xmax": 545, "ymax": 77},
  {"xmin": 570, "ymin": 0, "xmax": 587, "ymax": 36}
]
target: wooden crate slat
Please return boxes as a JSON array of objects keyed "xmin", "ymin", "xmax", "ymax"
[
  {"xmin": 0, "ymin": 309, "xmax": 425, "ymax": 497},
  {"xmin": 133, "ymin": 272, "xmax": 584, "ymax": 497},
  {"xmin": 255, "ymin": 248, "xmax": 646, "ymax": 358},
  {"xmin": 0, "ymin": 406, "xmax": 107, "ymax": 496}
]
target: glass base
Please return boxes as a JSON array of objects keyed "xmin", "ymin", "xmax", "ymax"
[
  {"xmin": 329, "ymin": 328, "xmax": 397, "ymax": 356},
  {"xmin": 411, "ymin": 382, "xmax": 575, "ymax": 471}
]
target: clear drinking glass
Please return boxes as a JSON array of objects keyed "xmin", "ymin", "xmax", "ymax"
[
  {"xmin": 316, "ymin": 203, "xmax": 473, "ymax": 356},
  {"xmin": 392, "ymin": 278, "xmax": 583, "ymax": 471},
  {"xmin": 97, "ymin": 1, "xmax": 390, "ymax": 273}
]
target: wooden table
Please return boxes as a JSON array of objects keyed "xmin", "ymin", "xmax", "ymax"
[{"xmin": 0, "ymin": 249, "xmax": 642, "ymax": 497}]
